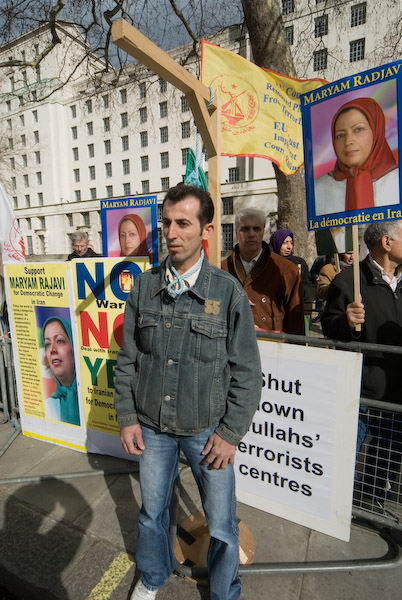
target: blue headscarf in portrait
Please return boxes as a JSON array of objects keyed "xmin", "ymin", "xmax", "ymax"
[{"xmin": 41, "ymin": 317, "xmax": 80, "ymax": 426}]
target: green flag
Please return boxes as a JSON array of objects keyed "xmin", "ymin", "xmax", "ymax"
[{"xmin": 184, "ymin": 148, "xmax": 208, "ymax": 191}]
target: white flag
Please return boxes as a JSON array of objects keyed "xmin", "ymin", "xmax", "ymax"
[{"xmin": 0, "ymin": 182, "xmax": 25, "ymax": 263}]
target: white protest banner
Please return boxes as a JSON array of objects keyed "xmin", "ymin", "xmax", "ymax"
[{"xmin": 235, "ymin": 340, "xmax": 362, "ymax": 541}]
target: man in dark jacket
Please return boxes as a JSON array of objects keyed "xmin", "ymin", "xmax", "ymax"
[
  {"xmin": 67, "ymin": 231, "xmax": 100, "ymax": 260},
  {"xmin": 221, "ymin": 208, "xmax": 304, "ymax": 334},
  {"xmin": 322, "ymin": 220, "xmax": 402, "ymax": 506}
]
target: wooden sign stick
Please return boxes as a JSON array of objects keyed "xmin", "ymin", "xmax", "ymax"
[
  {"xmin": 352, "ymin": 225, "xmax": 361, "ymax": 333},
  {"xmin": 111, "ymin": 19, "xmax": 222, "ymax": 265}
]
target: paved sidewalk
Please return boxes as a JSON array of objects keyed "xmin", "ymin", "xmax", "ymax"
[{"xmin": 0, "ymin": 422, "xmax": 400, "ymax": 600}]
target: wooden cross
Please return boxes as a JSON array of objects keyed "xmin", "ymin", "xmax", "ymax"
[{"xmin": 111, "ymin": 19, "xmax": 222, "ymax": 266}]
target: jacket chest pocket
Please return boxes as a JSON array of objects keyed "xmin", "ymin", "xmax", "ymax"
[
  {"xmin": 137, "ymin": 313, "xmax": 159, "ymax": 353},
  {"xmin": 190, "ymin": 318, "xmax": 227, "ymax": 363}
]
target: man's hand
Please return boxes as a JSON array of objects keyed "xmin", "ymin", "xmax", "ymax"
[
  {"xmin": 120, "ymin": 424, "xmax": 144, "ymax": 455},
  {"xmin": 201, "ymin": 433, "xmax": 236, "ymax": 469},
  {"xmin": 346, "ymin": 301, "xmax": 365, "ymax": 329}
]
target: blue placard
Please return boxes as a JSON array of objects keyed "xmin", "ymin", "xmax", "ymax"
[
  {"xmin": 300, "ymin": 60, "xmax": 402, "ymax": 230},
  {"xmin": 100, "ymin": 195, "xmax": 159, "ymax": 266}
]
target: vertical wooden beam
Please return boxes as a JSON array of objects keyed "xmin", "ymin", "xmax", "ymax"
[{"xmin": 207, "ymin": 98, "xmax": 221, "ymax": 266}]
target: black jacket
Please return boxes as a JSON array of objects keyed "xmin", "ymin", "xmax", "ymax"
[
  {"xmin": 67, "ymin": 248, "xmax": 100, "ymax": 261},
  {"xmin": 321, "ymin": 255, "xmax": 402, "ymax": 403}
]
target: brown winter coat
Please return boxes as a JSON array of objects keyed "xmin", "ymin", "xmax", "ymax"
[{"xmin": 221, "ymin": 242, "xmax": 304, "ymax": 334}]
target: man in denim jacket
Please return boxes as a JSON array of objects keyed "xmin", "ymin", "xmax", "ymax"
[{"xmin": 115, "ymin": 184, "xmax": 261, "ymax": 600}]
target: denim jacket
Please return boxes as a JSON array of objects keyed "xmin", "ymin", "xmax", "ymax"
[{"xmin": 114, "ymin": 258, "xmax": 261, "ymax": 445}]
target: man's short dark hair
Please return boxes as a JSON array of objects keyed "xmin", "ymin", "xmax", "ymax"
[{"xmin": 162, "ymin": 184, "xmax": 214, "ymax": 227}]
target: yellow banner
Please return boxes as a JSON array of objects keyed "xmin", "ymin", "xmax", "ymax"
[
  {"xmin": 71, "ymin": 257, "xmax": 150, "ymax": 436},
  {"xmin": 5, "ymin": 263, "xmax": 71, "ymax": 421},
  {"xmin": 201, "ymin": 41, "xmax": 326, "ymax": 175}
]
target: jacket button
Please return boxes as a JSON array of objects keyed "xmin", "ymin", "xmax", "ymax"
[
  {"xmin": 261, "ymin": 316, "xmax": 266, "ymax": 321},
  {"xmin": 165, "ymin": 322, "xmax": 172, "ymax": 328},
  {"xmin": 261, "ymin": 297, "xmax": 267, "ymax": 303},
  {"xmin": 164, "ymin": 395, "xmax": 171, "ymax": 401},
  {"xmin": 167, "ymin": 359, "xmax": 174, "ymax": 365}
]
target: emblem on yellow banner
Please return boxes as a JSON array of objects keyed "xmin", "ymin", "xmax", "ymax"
[
  {"xmin": 211, "ymin": 75, "xmax": 259, "ymax": 134},
  {"xmin": 204, "ymin": 300, "xmax": 221, "ymax": 315}
]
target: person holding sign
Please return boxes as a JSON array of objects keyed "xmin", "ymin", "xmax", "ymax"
[
  {"xmin": 321, "ymin": 221, "xmax": 402, "ymax": 507},
  {"xmin": 42, "ymin": 317, "xmax": 80, "ymax": 426},
  {"xmin": 221, "ymin": 209, "xmax": 304, "ymax": 334},
  {"xmin": 114, "ymin": 185, "xmax": 261, "ymax": 600},
  {"xmin": 315, "ymin": 98, "xmax": 399, "ymax": 216}
]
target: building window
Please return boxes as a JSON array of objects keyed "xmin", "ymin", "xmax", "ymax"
[
  {"xmin": 19, "ymin": 115, "xmax": 24, "ymax": 127},
  {"xmin": 90, "ymin": 188, "xmax": 97, "ymax": 200},
  {"xmin": 22, "ymin": 154, "xmax": 28, "ymax": 167},
  {"xmin": 23, "ymin": 174, "xmax": 29, "ymax": 187},
  {"xmin": 160, "ymin": 151, "xmax": 169, "ymax": 169},
  {"xmin": 66, "ymin": 213, "xmax": 73, "ymax": 227},
  {"xmin": 71, "ymin": 126, "xmax": 78, "ymax": 139},
  {"xmin": 161, "ymin": 177, "xmax": 170, "ymax": 191},
  {"xmin": 159, "ymin": 77, "xmax": 167, "ymax": 93},
  {"xmin": 222, "ymin": 223, "xmax": 234, "ymax": 253},
  {"xmin": 73, "ymin": 169, "xmax": 80, "ymax": 183},
  {"xmin": 314, "ymin": 14, "xmax": 328, "ymax": 37},
  {"xmin": 285, "ymin": 25, "xmax": 294, "ymax": 45},
  {"xmin": 351, "ymin": 2, "xmax": 366, "ymax": 27},
  {"xmin": 182, "ymin": 148, "xmax": 189, "ymax": 165},
  {"xmin": 350, "ymin": 38, "xmax": 365, "ymax": 62},
  {"xmin": 160, "ymin": 101, "xmax": 168, "ymax": 118},
  {"xmin": 122, "ymin": 158, "xmax": 130, "ymax": 175},
  {"xmin": 123, "ymin": 182, "xmax": 131, "ymax": 195},
  {"xmin": 120, "ymin": 88, "xmax": 127, "ymax": 103},
  {"xmin": 87, "ymin": 122, "xmax": 93, "ymax": 135},
  {"xmin": 70, "ymin": 104, "xmax": 77, "ymax": 118},
  {"xmin": 104, "ymin": 139, "xmax": 111, "ymax": 154},
  {"xmin": 122, "ymin": 135, "xmax": 129, "ymax": 151},
  {"xmin": 88, "ymin": 143, "xmax": 95, "ymax": 158},
  {"xmin": 18, "ymin": 96, "xmax": 23, "ymax": 107},
  {"xmin": 25, "ymin": 194, "xmax": 30, "ymax": 208},
  {"xmin": 181, "ymin": 95, "xmax": 189, "ymax": 112},
  {"xmin": 7, "ymin": 119, "xmax": 12, "ymax": 132},
  {"xmin": 75, "ymin": 190, "xmax": 81, "ymax": 202},
  {"xmin": 82, "ymin": 212, "xmax": 90, "ymax": 226},
  {"xmin": 8, "ymin": 138, "xmax": 13, "ymax": 150},
  {"xmin": 160, "ymin": 126, "xmax": 169, "ymax": 143},
  {"xmin": 103, "ymin": 117, "xmax": 110, "ymax": 132},
  {"xmin": 32, "ymin": 109, "xmax": 38, "ymax": 123},
  {"xmin": 106, "ymin": 185, "xmax": 113, "ymax": 198},
  {"xmin": 140, "ymin": 131, "xmax": 148, "ymax": 148},
  {"xmin": 228, "ymin": 167, "xmax": 240, "ymax": 183},
  {"xmin": 10, "ymin": 157, "xmax": 15, "ymax": 170},
  {"xmin": 11, "ymin": 177, "xmax": 16, "ymax": 190},
  {"xmin": 21, "ymin": 134, "xmax": 26, "ymax": 147},
  {"xmin": 38, "ymin": 192, "xmax": 43, "ymax": 206},
  {"xmin": 282, "ymin": 0, "xmax": 294, "ymax": 15},
  {"xmin": 73, "ymin": 147, "xmax": 79, "ymax": 161},
  {"xmin": 22, "ymin": 70, "xmax": 27, "ymax": 84},
  {"xmin": 13, "ymin": 196, "xmax": 18, "ymax": 209},
  {"xmin": 33, "ymin": 130, "xmax": 39, "ymax": 144},
  {"xmin": 105, "ymin": 162, "xmax": 112, "ymax": 178},
  {"xmin": 6, "ymin": 100, "xmax": 11, "ymax": 112},
  {"xmin": 85, "ymin": 99, "xmax": 92, "ymax": 113},
  {"xmin": 313, "ymin": 48, "xmax": 328, "ymax": 70},
  {"xmin": 158, "ymin": 204, "xmax": 163, "ymax": 221},
  {"xmin": 36, "ymin": 172, "xmax": 42, "ymax": 185},
  {"xmin": 181, "ymin": 121, "xmax": 191, "ymax": 138},
  {"xmin": 139, "ymin": 106, "xmax": 147, "ymax": 123},
  {"xmin": 26, "ymin": 236, "xmax": 33, "ymax": 255},
  {"xmin": 121, "ymin": 112, "xmax": 128, "ymax": 128},
  {"xmin": 222, "ymin": 197, "xmax": 234, "ymax": 215},
  {"xmin": 89, "ymin": 165, "xmax": 96, "ymax": 180},
  {"xmin": 103, "ymin": 94, "xmax": 109, "ymax": 109},
  {"xmin": 141, "ymin": 155, "xmax": 149, "ymax": 172},
  {"xmin": 139, "ymin": 81, "xmax": 146, "ymax": 99},
  {"xmin": 35, "ymin": 151, "xmax": 41, "ymax": 164}
]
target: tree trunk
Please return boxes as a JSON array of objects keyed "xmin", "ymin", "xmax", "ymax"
[{"xmin": 241, "ymin": 0, "xmax": 314, "ymax": 262}]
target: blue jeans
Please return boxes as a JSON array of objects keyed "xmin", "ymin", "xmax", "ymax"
[{"xmin": 136, "ymin": 424, "xmax": 241, "ymax": 600}]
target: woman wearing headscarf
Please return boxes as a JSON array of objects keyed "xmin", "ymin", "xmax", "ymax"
[
  {"xmin": 118, "ymin": 214, "xmax": 151, "ymax": 259},
  {"xmin": 42, "ymin": 316, "xmax": 80, "ymax": 426},
  {"xmin": 269, "ymin": 228, "xmax": 311, "ymax": 297},
  {"xmin": 315, "ymin": 97, "xmax": 399, "ymax": 216}
]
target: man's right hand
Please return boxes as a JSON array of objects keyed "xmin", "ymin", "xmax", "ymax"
[
  {"xmin": 346, "ymin": 301, "xmax": 365, "ymax": 329},
  {"xmin": 120, "ymin": 424, "xmax": 145, "ymax": 455}
]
